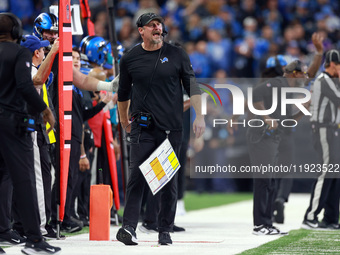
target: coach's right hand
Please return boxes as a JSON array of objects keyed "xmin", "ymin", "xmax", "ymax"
[{"xmin": 121, "ymin": 119, "xmax": 131, "ymax": 133}]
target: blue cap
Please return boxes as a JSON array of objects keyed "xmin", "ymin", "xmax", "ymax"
[
  {"xmin": 21, "ymin": 35, "xmax": 50, "ymax": 53},
  {"xmin": 266, "ymin": 55, "xmax": 288, "ymax": 68}
]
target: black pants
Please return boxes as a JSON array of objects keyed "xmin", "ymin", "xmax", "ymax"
[
  {"xmin": 142, "ymin": 136, "xmax": 186, "ymax": 225},
  {"xmin": 52, "ymin": 138, "xmax": 80, "ymax": 223},
  {"xmin": 96, "ymin": 131, "xmax": 111, "ymax": 185},
  {"xmin": 70, "ymin": 127, "xmax": 94, "ymax": 220},
  {"xmin": 275, "ymin": 132, "xmax": 294, "ymax": 202},
  {"xmin": 0, "ymin": 114, "xmax": 42, "ymax": 242},
  {"xmin": 12, "ymin": 127, "xmax": 52, "ymax": 234},
  {"xmin": 142, "ymin": 127, "xmax": 187, "ymax": 225},
  {"xmin": 71, "ymin": 168, "xmax": 91, "ymax": 220},
  {"xmin": 247, "ymin": 128, "xmax": 279, "ymax": 226},
  {"xmin": 304, "ymin": 126, "xmax": 340, "ymax": 223},
  {"xmin": 143, "ymin": 189, "xmax": 161, "ymax": 227},
  {"xmin": 0, "ymin": 166, "xmax": 12, "ymax": 233},
  {"xmin": 122, "ymin": 123, "xmax": 182, "ymax": 233}
]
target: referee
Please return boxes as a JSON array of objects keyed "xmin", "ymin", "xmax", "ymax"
[
  {"xmin": 0, "ymin": 13, "xmax": 60, "ymax": 254},
  {"xmin": 302, "ymin": 49, "xmax": 340, "ymax": 230}
]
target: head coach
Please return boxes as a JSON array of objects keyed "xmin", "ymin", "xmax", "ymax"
[{"xmin": 116, "ymin": 12, "xmax": 205, "ymax": 246}]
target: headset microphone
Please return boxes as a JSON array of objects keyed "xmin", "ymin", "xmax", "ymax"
[{"xmin": 161, "ymin": 23, "xmax": 168, "ymax": 37}]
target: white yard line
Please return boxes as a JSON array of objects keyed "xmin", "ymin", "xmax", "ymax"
[{"xmin": 3, "ymin": 194, "xmax": 310, "ymax": 255}]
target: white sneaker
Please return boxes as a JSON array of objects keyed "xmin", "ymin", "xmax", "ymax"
[
  {"xmin": 116, "ymin": 226, "xmax": 138, "ymax": 245},
  {"xmin": 252, "ymin": 225, "xmax": 287, "ymax": 235},
  {"xmin": 253, "ymin": 225, "xmax": 272, "ymax": 235}
]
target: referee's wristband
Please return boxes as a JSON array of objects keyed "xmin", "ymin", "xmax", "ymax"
[{"xmin": 80, "ymin": 154, "xmax": 86, "ymax": 159}]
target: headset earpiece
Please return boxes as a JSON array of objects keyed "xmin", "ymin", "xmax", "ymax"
[{"xmin": 0, "ymin": 12, "xmax": 23, "ymax": 41}]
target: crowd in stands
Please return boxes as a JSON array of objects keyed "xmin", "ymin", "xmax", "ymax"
[{"xmin": 4, "ymin": 0, "xmax": 340, "ymax": 79}]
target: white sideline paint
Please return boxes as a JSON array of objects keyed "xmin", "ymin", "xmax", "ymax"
[{"xmin": 3, "ymin": 194, "xmax": 310, "ymax": 255}]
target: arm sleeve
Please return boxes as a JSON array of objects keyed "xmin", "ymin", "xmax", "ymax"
[
  {"xmin": 180, "ymin": 48, "xmax": 201, "ymax": 97},
  {"xmin": 117, "ymin": 56, "xmax": 132, "ymax": 102},
  {"xmin": 16, "ymin": 48, "xmax": 47, "ymax": 112},
  {"xmin": 83, "ymin": 101, "xmax": 106, "ymax": 121}
]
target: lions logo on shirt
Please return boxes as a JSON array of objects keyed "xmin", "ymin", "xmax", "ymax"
[{"xmin": 160, "ymin": 57, "xmax": 168, "ymax": 63}]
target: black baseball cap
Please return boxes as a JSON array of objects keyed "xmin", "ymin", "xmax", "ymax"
[
  {"xmin": 136, "ymin": 13, "xmax": 164, "ymax": 27},
  {"xmin": 325, "ymin": 49, "xmax": 340, "ymax": 65}
]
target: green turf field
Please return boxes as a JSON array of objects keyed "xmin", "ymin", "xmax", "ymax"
[
  {"xmin": 183, "ymin": 192, "xmax": 253, "ymax": 211},
  {"xmin": 239, "ymin": 229, "xmax": 340, "ymax": 255}
]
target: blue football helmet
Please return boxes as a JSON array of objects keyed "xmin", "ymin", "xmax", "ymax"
[
  {"xmin": 266, "ymin": 55, "xmax": 287, "ymax": 68},
  {"xmin": 79, "ymin": 36, "xmax": 109, "ymax": 66},
  {"xmin": 33, "ymin": 13, "xmax": 58, "ymax": 41}
]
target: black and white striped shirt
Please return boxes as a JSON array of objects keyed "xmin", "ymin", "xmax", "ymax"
[{"xmin": 310, "ymin": 72, "xmax": 340, "ymax": 124}]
